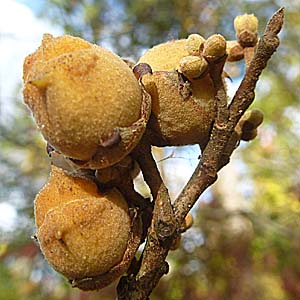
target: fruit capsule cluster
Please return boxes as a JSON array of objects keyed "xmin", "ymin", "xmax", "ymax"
[{"xmin": 23, "ymin": 13, "xmax": 263, "ymax": 290}]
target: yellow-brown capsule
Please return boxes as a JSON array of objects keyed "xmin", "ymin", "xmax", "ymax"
[
  {"xmin": 137, "ymin": 38, "xmax": 218, "ymax": 149},
  {"xmin": 35, "ymin": 166, "xmax": 142, "ymax": 290},
  {"xmin": 23, "ymin": 34, "xmax": 150, "ymax": 170},
  {"xmin": 141, "ymin": 71, "xmax": 216, "ymax": 149},
  {"xmin": 23, "ymin": 34, "xmax": 92, "ymax": 82},
  {"xmin": 138, "ymin": 39, "xmax": 189, "ymax": 72}
]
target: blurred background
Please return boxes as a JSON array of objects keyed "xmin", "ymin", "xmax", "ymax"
[{"xmin": 0, "ymin": 0, "xmax": 299, "ymax": 299}]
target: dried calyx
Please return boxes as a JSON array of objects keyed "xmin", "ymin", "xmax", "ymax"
[
  {"xmin": 35, "ymin": 166, "xmax": 142, "ymax": 290},
  {"xmin": 226, "ymin": 40, "xmax": 244, "ymax": 62},
  {"xmin": 23, "ymin": 34, "xmax": 151, "ymax": 170}
]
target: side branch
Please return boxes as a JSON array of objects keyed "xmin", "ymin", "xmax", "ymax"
[
  {"xmin": 174, "ymin": 6, "xmax": 284, "ymax": 224},
  {"xmin": 228, "ymin": 7, "xmax": 284, "ymax": 120},
  {"xmin": 117, "ymin": 135, "xmax": 176, "ymax": 300}
]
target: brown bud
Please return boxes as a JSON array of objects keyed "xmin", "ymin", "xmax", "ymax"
[
  {"xmin": 241, "ymin": 128, "xmax": 258, "ymax": 141},
  {"xmin": 181, "ymin": 213, "xmax": 194, "ymax": 232},
  {"xmin": 226, "ymin": 41, "xmax": 244, "ymax": 62},
  {"xmin": 240, "ymin": 109, "xmax": 264, "ymax": 131},
  {"xmin": 170, "ymin": 235, "xmax": 182, "ymax": 250},
  {"xmin": 234, "ymin": 14, "xmax": 259, "ymax": 48}
]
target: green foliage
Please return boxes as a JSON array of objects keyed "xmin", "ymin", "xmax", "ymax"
[{"xmin": 0, "ymin": 263, "xmax": 18, "ymax": 300}]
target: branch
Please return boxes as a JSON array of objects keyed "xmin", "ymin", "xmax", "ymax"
[
  {"xmin": 117, "ymin": 135, "xmax": 176, "ymax": 300},
  {"xmin": 117, "ymin": 7, "xmax": 284, "ymax": 300},
  {"xmin": 229, "ymin": 7, "xmax": 284, "ymax": 121},
  {"xmin": 174, "ymin": 7, "xmax": 284, "ymax": 224},
  {"xmin": 131, "ymin": 135, "xmax": 176, "ymax": 240}
]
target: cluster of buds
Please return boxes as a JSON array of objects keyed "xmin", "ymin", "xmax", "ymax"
[
  {"xmin": 23, "ymin": 12, "xmax": 263, "ymax": 291},
  {"xmin": 136, "ymin": 14, "xmax": 262, "ymax": 150}
]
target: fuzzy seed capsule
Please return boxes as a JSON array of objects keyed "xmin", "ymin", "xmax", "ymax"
[
  {"xmin": 141, "ymin": 70, "xmax": 216, "ymax": 148},
  {"xmin": 23, "ymin": 34, "xmax": 149, "ymax": 169},
  {"xmin": 35, "ymin": 166, "xmax": 142, "ymax": 290},
  {"xmin": 138, "ymin": 38, "xmax": 217, "ymax": 148}
]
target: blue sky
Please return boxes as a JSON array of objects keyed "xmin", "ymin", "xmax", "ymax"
[
  {"xmin": 0, "ymin": 0, "xmax": 61, "ymax": 115},
  {"xmin": 16, "ymin": 0, "xmax": 45, "ymax": 13}
]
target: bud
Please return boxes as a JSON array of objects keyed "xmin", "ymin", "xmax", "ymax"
[
  {"xmin": 179, "ymin": 55, "xmax": 209, "ymax": 80},
  {"xmin": 234, "ymin": 14, "xmax": 258, "ymax": 35},
  {"xmin": 226, "ymin": 40, "xmax": 244, "ymax": 62},
  {"xmin": 170, "ymin": 235, "xmax": 182, "ymax": 250},
  {"xmin": 234, "ymin": 14, "xmax": 259, "ymax": 47},
  {"xmin": 181, "ymin": 213, "xmax": 194, "ymax": 232},
  {"xmin": 237, "ymin": 109, "xmax": 264, "ymax": 142},
  {"xmin": 241, "ymin": 128, "xmax": 258, "ymax": 141},
  {"xmin": 186, "ymin": 34, "xmax": 205, "ymax": 56},
  {"xmin": 202, "ymin": 34, "xmax": 227, "ymax": 62},
  {"xmin": 240, "ymin": 109, "xmax": 264, "ymax": 131}
]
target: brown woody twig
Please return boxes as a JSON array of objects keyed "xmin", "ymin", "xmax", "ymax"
[{"xmin": 117, "ymin": 7, "xmax": 284, "ymax": 300}]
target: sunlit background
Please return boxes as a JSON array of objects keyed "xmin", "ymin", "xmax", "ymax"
[{"xmin": 0, "ymin": 0, "xmax": 299, "ymax": 299}]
